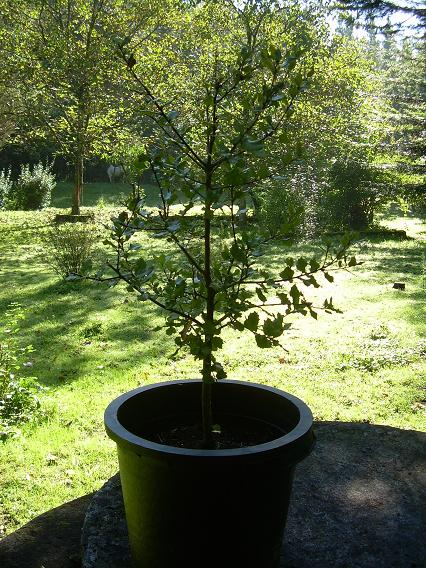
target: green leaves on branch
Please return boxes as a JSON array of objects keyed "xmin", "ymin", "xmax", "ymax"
[
  {"xmin": 241, "ymin": 137, "xmax": 265, "ymax": 157},
  {"xmin": 244, "ymin": 312, "xmax": 259, "ymax": 332}
]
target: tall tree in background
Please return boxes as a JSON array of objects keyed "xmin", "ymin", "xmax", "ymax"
[
  {"xmin": 333, "ymin": 0, "xmax": 426, "ymax": 34},
  {"xmin": 0, "ymin": 87, "xmax": 16, "ymax": 150},
  {"xmin": 1, "ymin": 0, "xmax": 164, "ymax": 214},
  {"xmin": 375, "ymin": 34, "xmax": 425, "ymax": 205}
]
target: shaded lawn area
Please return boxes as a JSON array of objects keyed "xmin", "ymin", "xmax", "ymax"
[
  {"xmin": 51, "ymin": 181, "xmax": 159, "ymax": 209},
  {"xmin": 0, "ymin": 207, "xmax": 424, "ymax": 537}
]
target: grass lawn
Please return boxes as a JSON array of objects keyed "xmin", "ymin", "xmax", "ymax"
[
  {"xmin": 52, "ymin": 180, "xmax": 160, "ymax": 209},
  {"xmin": 0, "ymin": 186, "xmax": 425, "ymax": 537}
]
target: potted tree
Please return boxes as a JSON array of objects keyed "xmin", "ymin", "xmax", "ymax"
[{"xmin": 100, "ymin": 2, "xmax": 356, "ymax": 567}]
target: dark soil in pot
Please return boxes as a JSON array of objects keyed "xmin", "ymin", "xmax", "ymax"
[{"xmin": 149, "ymin": 413, "xmax": 286, "ymax": 449}]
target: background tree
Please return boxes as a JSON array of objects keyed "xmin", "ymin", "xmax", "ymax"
[
  {"xmin": 1, "ymin": 0, "xmax": 164, "ymax": 214},
  {"xmin": 254, "ymin": 30, "xmax": 388, "ymax": 233},
  {"xmin": 332, "ymin": 0, "xmax": 426, "ymax": 34}
]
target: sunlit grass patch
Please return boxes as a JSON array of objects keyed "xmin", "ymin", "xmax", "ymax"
[{"xmin": 0, "ymin": 208, "xmax": 425, "ymax": 535}]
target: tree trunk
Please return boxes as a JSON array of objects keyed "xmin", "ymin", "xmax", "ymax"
[
  {"xmin": 201, "ymin": 171, "xmax": 215, "ymax": 449},
  {"xmin": 71, "ymin": 152, "xmax": 84, "ymax": 215}
]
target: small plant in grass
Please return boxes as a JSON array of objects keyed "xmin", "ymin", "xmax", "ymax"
[
  {"xmin": 0, "ymin": 304, "xmax": 45, "ymax": 440},
  {"xmin": 40, "ymin": 222, "xmax": 99, "ymax": 279},
  {"xmin": 93, "ymin": 1, "xmax": 359, "ymax": 449}
]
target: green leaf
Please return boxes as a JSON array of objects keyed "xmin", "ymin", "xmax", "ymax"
[
  {"xmin": 256, "ymin": 287, "xmax": 267, "ymax": 302},
  {"xmin": 230, "ymin": 242, "xmax": 245, "ymax": 263},
  {"xmin": 134, "ymin": 258, "xmax": 147, "ymax": 274},
  {"xmin": 211, "ymin": 336, "xmax": 223, "ymax": 351},
  {"xmin": 232, "ymin": 319, "xmax": 245, "ymax": 332},
  {"xmin": 241, "ymin": 138, "xmax": 265, "ymax": 156},
  {"xmin": 324, "ymin": 272, "xmax": 334, "ymax": 283},
  {"xmin": 296, "ymin": 257, "xmax": 308, "ymax": 272},
  {"xmin": 277, "ymin": 292, "xmax": 289, "ymax": 305},
  {"xmin": 244, "ymin": 312, "xmax": 260, "ymax": 332},
  {"xmin": 348, "ymin": 257, "xmax": 357, "ymax": 267},
  {"xmin": 263, "ymin": 314, "xmax": 284, "ymax": 338},
  {"xmin": 290, "ymin": 284, "xmax": 301, "ymax": 304},
  {"xmin": 279, "ymin": 266, "xmax": 294, "ymax": 281},
  {"xmin": 255, "ymin": 334, "xmax": 273, "ymax": 348}
]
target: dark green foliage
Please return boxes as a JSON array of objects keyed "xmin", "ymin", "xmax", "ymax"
[
  {"xmin": 320, "ymin": 160, "xmax": 393, "ymax": 230},
  {"xmin": 6, "ymin": 162, "xmax": 56, "ymax": 210},
  {"xmin": 256, "ymin": 179, "xmax": 305, "ymax": 237}
]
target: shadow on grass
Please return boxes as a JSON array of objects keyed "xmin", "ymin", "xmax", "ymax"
[
  {"xmin": 0, "ymin": 277, "xmax": 167, "ymax": 388},
  {"xmin": 364, "ymin": 243, "xmax": 424, "ymax": 276},
  {"xmin": 0, "ymin": 493, "xmax": 93, "ymax": 568}
]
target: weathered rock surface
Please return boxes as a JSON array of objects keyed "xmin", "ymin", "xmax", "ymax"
[
  {"xmin": 81, "ymin": 474, "xmax": 131, "ymax": 568},
  {"xmin": 81, "ymin": 422, "xmax": 426, "ymax": 568},
  {"xmin": 1, "ymin": 422, "xmax": 424, "ymax": 568}
]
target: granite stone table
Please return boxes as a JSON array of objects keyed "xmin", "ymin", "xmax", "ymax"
[{"xmin": 81, "ymin": 422, "xmax": 426, "ymax": 568}]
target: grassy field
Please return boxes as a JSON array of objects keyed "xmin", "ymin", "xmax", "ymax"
[
  {"xmin": 0, "ymin": 184, "xmax": 425, "ymax": 537},
  {"xmin": 52, "ymin": 180, "xmax": 159, "ymax": 208}
]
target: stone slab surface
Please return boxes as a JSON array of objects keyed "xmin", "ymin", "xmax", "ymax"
[{"xmin": 81, "ymin": 422, "xmax": 426, "ymax": 568}]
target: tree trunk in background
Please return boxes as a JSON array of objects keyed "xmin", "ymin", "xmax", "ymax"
[{"xmin": 72, "ymin": 152, "xmax": 84, "ymax": 215}]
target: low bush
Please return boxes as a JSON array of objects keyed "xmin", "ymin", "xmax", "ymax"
[
  {"xmin": 319, "ymin": 160, "xmax": 393, "ymax": 230},
  {"xmin": 40, "ymin": 222, "xmax": 99, "ymax": 278},
  {"xmin": 0, "ymin": 304, "xmax": 44, "ymax": 439},
  {"xmin": 256, "ymin": 179, "xmax": 305, "ymax": 238},
  {"xmin": 7, "ymin": 162, "xmax": 56, "ymax": 210}
]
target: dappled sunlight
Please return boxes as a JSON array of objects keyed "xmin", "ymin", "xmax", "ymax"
[
  {"xmin": 343, "ymin": 479, "xmax": 395, "ymax": 508},
  {"xmin": 0, "ymin": 206, "xmax": 424, "ymax": 537}
]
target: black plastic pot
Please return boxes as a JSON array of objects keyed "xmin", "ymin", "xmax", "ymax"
[{"xmin": 105, "ymin": 379, "xmax": 314, "ymax": 568}]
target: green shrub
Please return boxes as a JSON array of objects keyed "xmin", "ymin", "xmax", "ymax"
[
  {"xmin": 319, "ymin": 160, "xmax": 392, "ymax": 230},
  {"xmin": 0, "ymin": 169, "xmax": 13, "ymax": 209},
  {"xmin": 256, "ymin": 179, "xmax": 305, "ymax": 237},
  {"xmin": 40, "ymin": 222, "xmax": 99, "ymax": 278},
  {"xmin": 0, "ymin": 304, "xmax": 44, "ymax": 439},
  {"xmin": 8, "ymin": 162, "xmax": 56, "ymax": 210}
]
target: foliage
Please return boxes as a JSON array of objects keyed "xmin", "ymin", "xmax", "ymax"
[
  {"xmin": 40, "ymin": 222, "xmax": 99, "ymax": 279},
  {"xmin": 332, "ymin": 0, "xmax": 426, "ymax": 34},
  {"xmin": 0, "ymin": 0, "xmax": 169, "ymax": 214},
  {"xmin": 95, "ymin": 0, "xmax": 361, "ymax": 447},
  {"xmin": 376, "ymin": 36, "xmax": 426, "ymax": 208},
  {"xmin": 253, "ymin": 33, "xmax": 387, "ymax": 234},
  {"xmin": 0, "ymin": 169, "xmax": 12, "ymax": 209},
  {"xmin": 256, "ymin": 178, "xmax": 305, "ymax": 237},
  {"xmin": 319, "ymin": 160, "xmax": 394, "ymax": 230},
  {"xmin": 5, "ymin": 162, "xmax": 56, "ymax": 211},
  {"xmin": 0, "ymin": 86, "xmax": 16, "ymax": 150},
  {"xmin": 0, "ymin": 304, "xmax": 44, "ymax": 440}
]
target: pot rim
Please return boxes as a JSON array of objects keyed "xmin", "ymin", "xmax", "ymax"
[{"xmin": 104, "ymin": 379, "xmax": 314, "ymax": 458}]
